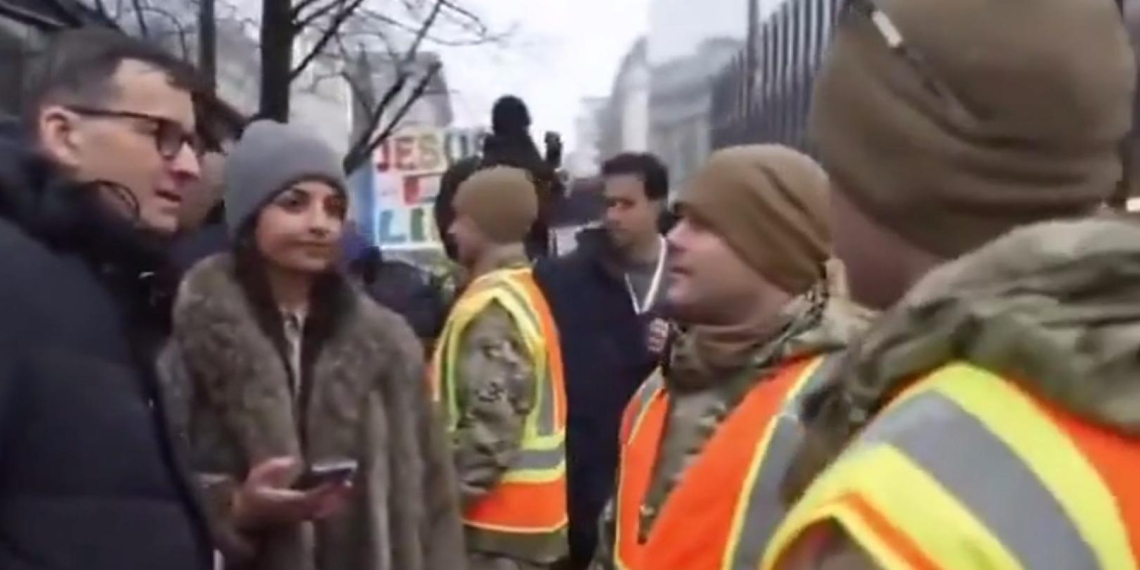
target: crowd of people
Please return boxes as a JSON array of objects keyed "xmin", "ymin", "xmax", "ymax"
[{"xmin": 1, "ymin": 0, "xmax": 1139, "ymax": 568}]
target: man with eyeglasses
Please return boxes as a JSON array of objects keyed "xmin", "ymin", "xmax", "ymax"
[
  {"xmin": 0, "ymin": 27, "xmax": 211, "ymax": 569},
  {"xmin": 760, "ymin": 0, "xmax": 1140, "ymax": 569}
]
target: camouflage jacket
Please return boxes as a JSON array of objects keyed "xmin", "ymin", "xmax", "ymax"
[
  {"xmin": 445, "ymin": 252, "xmax": 567, "ymax": 563},
  {"xmin": 448, "ymin": 301, "xmax": 537, "ymax": 509},
  {"xmin": 781, "ymin": 218, "xmax": 1140, "ymax": 569}
]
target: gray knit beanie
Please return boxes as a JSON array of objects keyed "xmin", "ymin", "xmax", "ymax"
[{"xmin": 224, "ymin": 119, "xmax": 348, "ymax": 237}]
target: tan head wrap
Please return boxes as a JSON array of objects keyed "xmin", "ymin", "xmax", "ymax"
[
  {"xmin": 453, "ymin": 166, "xmax": 538, "ymax": 244},
  {"xmin": 811, "ymin": 0, "xmax": 1135, "ymax": 256},
  {"xmin": 678, "ymin": 144, "xmax": 831, "ymax": 294}
]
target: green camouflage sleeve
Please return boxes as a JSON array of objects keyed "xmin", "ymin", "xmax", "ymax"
[{"xmin": 451, "ymin": 301, "xmax": 536, "ymax": 509}]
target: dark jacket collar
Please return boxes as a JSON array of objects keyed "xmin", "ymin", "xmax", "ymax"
[
  {"xmin": 0, "ymin": 132, "xmax": 166, "ymax": 267},
  {"xmin": 0, "ymin": 132, "xmax": 172, "ymax": 326},
  {"xmin": 572, "ymin": 227, "xmax": 625, "ymax": 279}
]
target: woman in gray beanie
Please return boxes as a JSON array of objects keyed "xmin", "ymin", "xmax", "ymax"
[{"xmin": 165, "ymin": 120, "xmax": 464, "ymax": 570}]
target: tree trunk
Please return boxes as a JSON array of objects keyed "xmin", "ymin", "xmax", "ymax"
[
  {"xmin": 198, "ymin": 0, "xmax": 217, "ymax": 91},
  {"xmin": 259, "ymin": 0, "xmax": 294, "ymax": 121}
]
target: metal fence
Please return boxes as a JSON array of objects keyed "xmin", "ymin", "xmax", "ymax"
[{"xmin": 710, "ymin": 0, "xmax": 843, "ymax": 152}]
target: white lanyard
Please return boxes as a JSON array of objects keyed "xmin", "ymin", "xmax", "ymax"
[{"xmin": 624, "ymin": 236, "xmax": 667, "ymax": 315}]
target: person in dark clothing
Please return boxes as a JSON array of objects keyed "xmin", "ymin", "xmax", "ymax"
[
  {"xmin": 167, "ymin": 151, "xmax": 228, "ymax": 280},
  {"xmin": 168, "ymin": 202, "xmax": 228, "ymax": 278},
  {"xmin": 532, "ymin": 152, "xmax": 671, "ymax": 570},
  {"xmin": 435, "ymin": 95, "xmax": 564, "ymax": 261},
  {"xmin": 349, "ymin": 246, "xmax": 448, "ymax": 341},
  {"xmin": 0, "ymin": 28, "xmax": 212, "ymax": 569}
]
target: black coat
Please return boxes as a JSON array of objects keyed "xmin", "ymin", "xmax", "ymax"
[
  {"xmin": 0, "ymin": 138, "xmax": 212, "ymax": 569},
  {"xmin": 167, "ymin": 210, "xmax": 229, "ymax": 282},
  {"xmin": 533, "ymin": 229, "xmax": 663, "ymax": 569},
  {"xmin": 361, "ymin": 258, "xmax": 448, "ymax": 340}
]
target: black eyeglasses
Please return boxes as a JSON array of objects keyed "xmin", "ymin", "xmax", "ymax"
[{"xmin": 67, "ymin": 106, "xmax": 202, "ymax": 160}]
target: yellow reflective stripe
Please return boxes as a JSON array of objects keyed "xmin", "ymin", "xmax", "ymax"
[
  {"xmin": 490, "ymin": 285, "xmax": 543, "ymax": 346},
  {"xmin": 761, "ymin": 444, "xmax": 1020, "ymax": 570},
  {"xmin": 859, "ymin": 390, "xmax": 1099, "ymax": 569},
  {"xmin": 723, "ymin": 355, "xmax": 830, "ymax": 570},
  {"xmin": 765, "ymin": 362, "xmax": 1135, "ymax": 570},
  {"xmin": 915, "ymin": 364, "xmax": 1135, "ymax": 570},
  {"xmin": 491, "ymin": 278, "xmax": 555, "ymax": 441},
  {"xmin": 443, "ymin": 268, "xmax": 566, "ymax": 486},
  {"xmin": 494, "ymin": 293, "xmax": 546, "ymax": 440},
  {"xmin": 467, "ymin": 515, "xmax": 569, "ymax": 534},
  {"xmin": 436, "ymin": 287, "xmax": 504, "ymax": 431},
  {"xmin": 501, "ymin": 460, "xmax": 567, "ymax": 484}
]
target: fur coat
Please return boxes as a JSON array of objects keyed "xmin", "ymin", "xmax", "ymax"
[{"xmin": 168, "ymin": 254, "xmax": 465, "ymax": 570}]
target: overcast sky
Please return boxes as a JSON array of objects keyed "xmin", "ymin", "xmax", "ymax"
[
  {"xmin": 436, "ymin": 0, "xmax": 651, "ymax": 146},
  {"xmin": 227, "ymin": 0, "xmax": 651, "ymax": 145}
]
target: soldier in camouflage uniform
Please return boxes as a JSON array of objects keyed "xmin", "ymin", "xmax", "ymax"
[
  {"xmin": 432, "ymin": 167, "xmax": 569, "ymax": 570},
  {"xmin": 592, "ymin": 145, "xmax": 871, "ymax": 570},
  {"xmin": 764, "ymin": 0, "xmax": 1140, "ymax": 568}
]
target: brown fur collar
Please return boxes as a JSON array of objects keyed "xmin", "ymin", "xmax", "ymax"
[{"xmin": 174, "ymin": 254, "xmax": 416, "ymax": 461}]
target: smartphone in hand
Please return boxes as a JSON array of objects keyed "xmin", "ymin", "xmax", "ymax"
[{"xmin": 292, "ymin": 459, "xmax": 358, "ymax": 491}]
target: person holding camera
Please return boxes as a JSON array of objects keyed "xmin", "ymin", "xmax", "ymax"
[{"xmin": 165, "ymin": 120, "xmax": 464, "ymax": 570}]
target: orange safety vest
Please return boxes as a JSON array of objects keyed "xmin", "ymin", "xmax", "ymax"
[
  {"xmin": 762, "ymin": 362, "xmax": 1140, "ymax": 570},
  {"xmin": 613, "ymin": 354, "xmax": 837, "ymax": 570},
  {"xmin": 430, "ymin": 267, "xmax": 568, "ymax": 537}
]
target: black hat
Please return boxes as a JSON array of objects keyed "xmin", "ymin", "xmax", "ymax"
[{"xmin": 492, "ymin": 95, "xmax": 531, "ymax": 136}]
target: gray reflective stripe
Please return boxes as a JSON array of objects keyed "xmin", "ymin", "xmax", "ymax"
[
  {"xmin": 728, "ymin": 355, "xmax": 840, "ymax": 569},
  {"xmin": 854, "ymin": 391, "xmax": 1098, "ymax": 570},
  {"xmin": 534, "ymin": 363, "xmax": 556, "ymax": 437},
  {"xmin": 514, "ymin": 442, "xmax": 566, "ymax": 471}
]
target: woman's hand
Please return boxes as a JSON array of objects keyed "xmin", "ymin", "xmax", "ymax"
[{"xmin": 231, "ymin": 457, "xmax": 353, "ymax": 530}]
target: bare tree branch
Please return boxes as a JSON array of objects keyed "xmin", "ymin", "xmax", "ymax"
[
  {"xmin": 345, "ymin": 61, "xmax": 441, "ymax": 171},
  {"xmin": 341, "ymin": 0, "xmax": 447, "ymax": 171},
  {"xmin": 136, "ymin": 4, "xmax": 198, "ymax": 59},
  {"xmin": 0, "ymin": 1, "xmax": 70, "ymax": 28},
  {"xmin": 342, "ymin": 66, "xmax": 409, "ymax": 171},
  {"xmin": 438, "ymin": 0, "xmax": 488, "ymax": 33},
  {"xmin": 290, "ymin": 0, "xmax": 329, "ymax": 19},
  {"xmin": 331, "ymin": 33, "xmax": 378, "ymax": 103},
  {"xmin": 130, "ymin": 0, "xmax": 150, "ymax": 36},
  {"xmin": 404, "ymin": 0, "xmax": 445, "ymax": 62},
  {"xmin": 290, "ymin": 0, "xmax": 366, "ymax": 81},
  {"xmin": 293, "ymin": 0, "xmax": 342, "ymax": 30},
  {"xmin": 354, "ymin": 5, "xmax": 508, "ymax": 47}
]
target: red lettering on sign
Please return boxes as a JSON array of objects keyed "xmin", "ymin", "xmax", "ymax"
[{"xmin": 395, "ymin": 136, "xmax": 416, "ymax": 171}]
